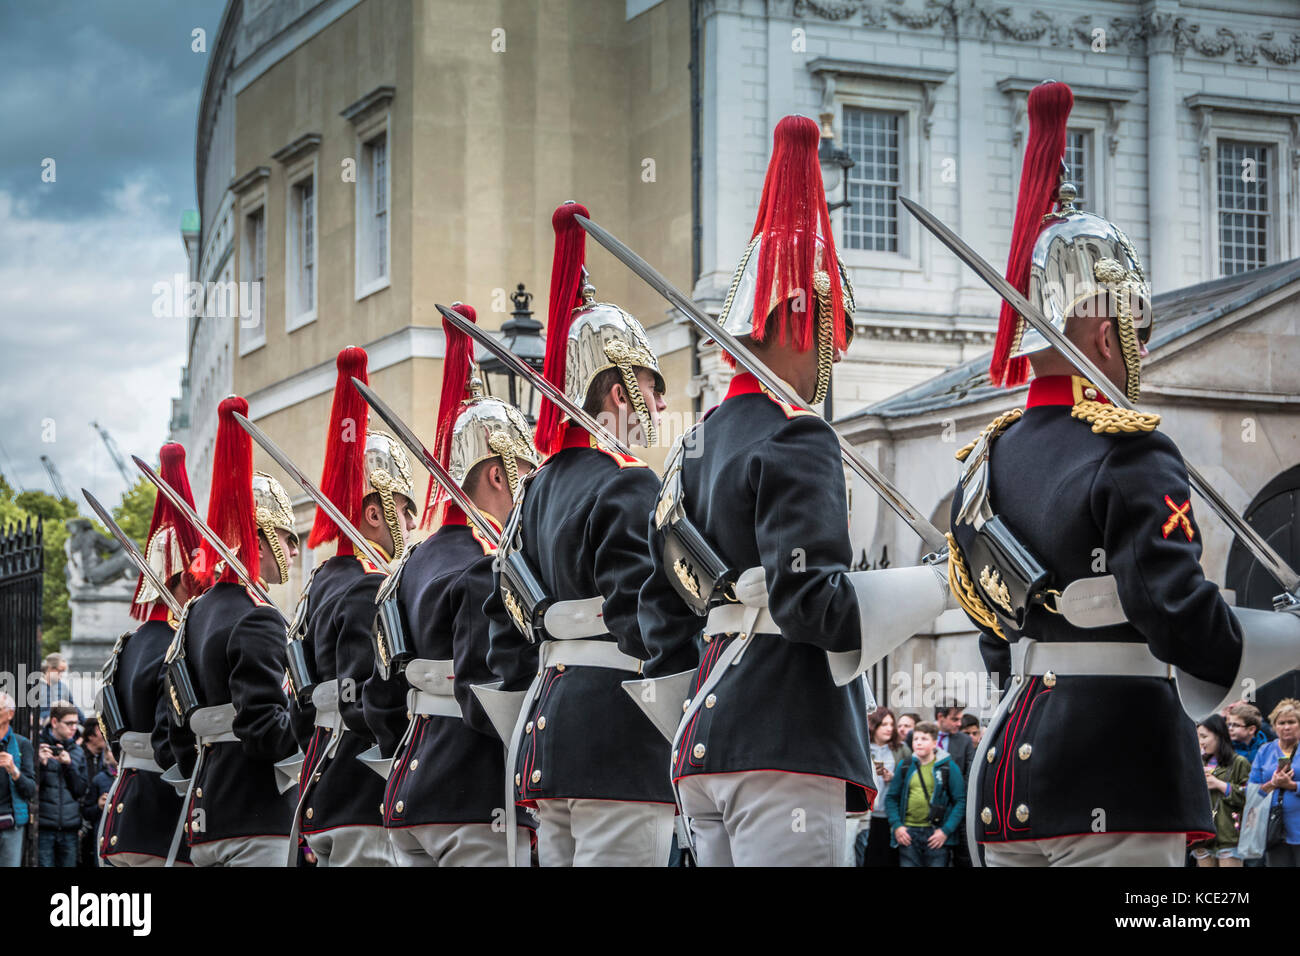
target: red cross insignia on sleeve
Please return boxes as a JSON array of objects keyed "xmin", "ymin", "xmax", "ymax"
[{"xmin": 1162, "ymin": 496, "xmax": 1194, "ymax": 541}]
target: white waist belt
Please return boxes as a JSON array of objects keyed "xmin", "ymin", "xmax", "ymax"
[
  {"xmin": 544, "ymin": 596, "xmax": 608, "ymax": 639},
  {"xmin": 117, "ymin": 731, "xmax": 162, "ymax": 774},
  {"xmin": 1012, "ymin": 640, "xmax": 1172, "ymax": 680},
  {"xmin": 312, "ymin": 678, "xmax": 341, "ymax": 730},
  {"xmin": 404, "ymin": 658, "xmax": 460, "ymax": 718},
  {"xmin": 540, "ymin": 638, "xmax": 642, "ymax": 673},
  {"xmin": 704, "ymin": 602, "xmax": 776, "ymax": 637},
  {"xmin": 191, "ymin": 702, "xmax": 238, "ymax": 745},
  {"xmin": 405, "ymin": 659, "xmax": 454, "ymax": 695},
  {"xmin": 407, "ymin": 689, "xmax": 463, "ymax": 718}
]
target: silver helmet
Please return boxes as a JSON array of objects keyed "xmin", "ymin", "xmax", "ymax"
[
  {"xmin": 1018, "ymin": 182, "xmax": 1152, "ymax": 401},
  {"xmin": 448, "ymin": 391, "xmax": 540, "ymax": 503},
  {"xmin": 565, "ymin": 279, "xmax": 665, "ymax": 447}
]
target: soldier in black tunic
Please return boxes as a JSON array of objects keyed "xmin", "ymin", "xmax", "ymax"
[
  {"xmin": 288, "ymin": 347, "xmax": 417, "ymax": 866},
  {"xmin": 98, "ymin": 442, "xmax": 204, "ymax": 866},
  {"xmin": 944, "ymin": 81, "xmax": 1296, "ymax": 866},
  {"xmin": 636, "ymin": 117, "xmax": 950, "ymax": 866},
  {"xmin": 164, "ymin": 395, "xmax": 301, "ymax": 867},
  {"xmin": 481, "ymin": 202, "xmax": 681, "ymax": 866},
  {"xmin": 361, "ymin": 303, "xmax": 540, "ymax": 865}
]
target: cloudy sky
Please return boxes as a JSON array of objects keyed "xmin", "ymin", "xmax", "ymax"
[{"xmin": 0, "ymin": 0, "xmax": 227, "ymax": 511}]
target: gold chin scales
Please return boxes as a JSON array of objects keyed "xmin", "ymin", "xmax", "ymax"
[
  {"xmin": 811, "ymin": 270, "xmax": 834, "ymax": 406},
  {"xmin": 257, "ymin": 513, "xmax": 289, "ymax": 584},
  {"xmin": 487, "ymin": 431, "xmax": 523, "ymax": 501},
  {"xmin": 604, "ymin": 338, "xmax": 657, "ymax": 447},
  {"xmin": 368, "ymin": 469, "xmax": 406, "ymax": 561}
]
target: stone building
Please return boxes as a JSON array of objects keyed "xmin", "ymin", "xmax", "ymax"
[{"xmin": 169, "ymin": 0, "xmax": 1300, "ymax": 607}]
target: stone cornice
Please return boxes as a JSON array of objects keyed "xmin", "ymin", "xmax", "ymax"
[
  {"xmin": 856, "ymin": 322, "xmax": 995, "ymax": 345},
  {"xmin": 271, "ymin": 133, "xmax": 322, "ymax": 166},
  {"xmin": 228, "ymin": 165, "xmax": 270, "ymax": 197},
  {"xmin": 341, "ymin": 85, "xmax": 396, "ymax": 125},
  {"xmin": 783, "ymin": 1, "xmax": 1300, "ymax": 67}
]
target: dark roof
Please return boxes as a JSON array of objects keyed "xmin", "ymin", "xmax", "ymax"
[{"xmin": 856, "ymin": 257, "xmax": 1300, "ymax": 420}]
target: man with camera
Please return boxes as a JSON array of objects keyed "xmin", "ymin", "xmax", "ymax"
[{"xmin": 38, "ymin": 704, "xmax": 87, "ymax": 866}]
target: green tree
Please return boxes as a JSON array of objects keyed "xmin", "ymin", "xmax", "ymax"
[
  {"xmin": 0, "ymin": 479, "xmax": 155, "ymax": 657},
  {"xmin": 112, "ymin": 478, "xmax": 157, "ymax": 551},
  {"xmin": 15, "ymin": 489, "xmax": 80, "ymax": 656}
]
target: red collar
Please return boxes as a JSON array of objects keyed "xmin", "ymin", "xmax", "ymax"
[
  {"xmin": 441, "ymin": 503, "xmax": 503, "ymax": 535},
  {"xmin": 724, "ymin": 372, "xmax": 764, "ymax": 402},
  {"xmin": 1025, "ymin": 375, "xmax": 1112, "ymax": 409},
  {"xmin": 559, "ymin": 421, "xmax": 597, "ymax": 452},
  {"xmin": 147, "ymin": 603, "xmax": 170, "ymax": 622}
]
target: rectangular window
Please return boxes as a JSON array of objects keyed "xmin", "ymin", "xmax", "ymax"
[
  {"xmin": 373, "ymin": 136, "xmax": 387, "ymax": 279},
  {"xmin": 357, "ymin": 131, "xmax": 389, "ymax": 294},
  {"xmin": 1065, "ymin": 130, "xmax": 1090, "ymax": 210},
  {"xmin": 240, "ymin": 207, "xmax": 266, "ymax": 352},
  {"xmin": 300, "ymin": 178, "xmax": 314, "ymax": 312},
  {"xmin": 288, "ymin": 175, "xmax": 315, "ymax": 324},
  {"xmin": 1217, "ymin": 141, "xmax": 1270, "ymax": 276},
  {"xmin": 841, "ymin": 108, "xmax": 901, "ymax": 253}
]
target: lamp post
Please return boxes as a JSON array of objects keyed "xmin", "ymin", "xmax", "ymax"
[
  {"xmin": 819, "ymin": 111, "xmax": 856, "ymax": 214},
  {"xmin": 478, "ymin": 283, "xmax": 547, "ymax": 423}
]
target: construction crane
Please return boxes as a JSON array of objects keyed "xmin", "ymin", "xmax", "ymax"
[
  {"xmin": 40, "ymin": 455, "xmax": 69, "ymax": 500},
  {"xmin": 90, "ymin": 421, "xmax": 134, "ymax": 488}
]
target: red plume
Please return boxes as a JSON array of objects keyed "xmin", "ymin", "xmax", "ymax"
[
  {"xmin": 308, "ymin": 347, "xmax": 370, "ymax": 554},
  {"xmin": 992, "ymin": 81, "xmax": 1074, "ymax": 388},
  {"xmin": 422, "ymin": 303, "xmax": 476, "ymax": 530},
  {"xmin": 747, "ymin": 115, "xmax": 845, "ymax": 356},
  {"xmin": 533, "ymin": 201, "xmax": 589, "ymax": 457},
  {"xmin": 199, "ymin": 396, "xmax": 257, "ymax": 585},
  {"xmin": 131, "ymin": 442, "xmax": 203, "ymax": 619}
]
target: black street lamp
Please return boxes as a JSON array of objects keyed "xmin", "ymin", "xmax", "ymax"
[
  {"xmin": 478, "ymin": 282, "xmax": 547, "ymax": 423},
  {"xmin": 819, "ymin": 112, "xmax": 855, "ymax": 213}
]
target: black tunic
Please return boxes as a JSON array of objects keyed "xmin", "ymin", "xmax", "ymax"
[
  {"xmin": 166, "ymin": 582, "xmax": 297, "ymax": 845},
  {"xmin": 290, "ymin": 554, "xmax": 388, "ymax": 835},
  {"xmin": 484, "ymin": 424, "xmax": 675, "ymax": 805},
  {"xmin": 363, "ymin": 514, "xmax": 530, "ymax": 828},
  {"xmin": 99, "ymin": 612, "xmax": 188, "ymax": 863},
  {"xmin": 638, "ymin": 373, "xmax": 875, "ymax": 800},
  {"xmin": 949, "ymin": 375, "xmax": 1241, "ymax": 844}
]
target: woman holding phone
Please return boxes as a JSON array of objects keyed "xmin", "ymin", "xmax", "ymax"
[
  {"xmin": 1250, "ymin": 698, "xmax": 1300, "ymax": 867},
  {"xmin": 861, "ymin": 708, "xmax": 910, "ymax": 867},
  {"xmin": 1190, "ymin": 715, "xmax": 1250, "ymax": 866}
]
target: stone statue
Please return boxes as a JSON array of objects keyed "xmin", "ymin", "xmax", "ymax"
[{"xmin": 65, "ymin": 518, "xmax": 135, "ymax": 589}]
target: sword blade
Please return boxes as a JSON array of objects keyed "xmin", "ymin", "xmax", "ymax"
[
  {"xmin": 900, "ymin": 194, "xmax": 1300, "ymax": 595},
  {"xmin": 573, "ymin": 214, "xmax": 949, "ymax": 556},
  {"xmin": 349, "ymin": 377, "xmax": 501, "ymax": 548},
  {"xmin": 82, "ymin": 488, "xmax": 185, "ymax": 619},
  {"xmin": 435, "ymin": 303, "xmax": 635, "ymax": 460},
  {"xmin": 232, "ymin": 412, "xmax": 390, "ymax": 573},
  {"xmin": 130, "ymin": 454, "xmax": 283, "ymax": 612}
]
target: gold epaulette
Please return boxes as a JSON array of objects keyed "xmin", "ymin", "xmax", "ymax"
[
  {"xmin": 1070, "ymin": 400, "xmax": 1160, "ymax": 434},
  {"xmin": 955, "ymin": 408, "xmax": 1024, "ymax": 463}
]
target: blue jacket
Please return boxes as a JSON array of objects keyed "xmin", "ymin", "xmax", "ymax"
[
  {"xmin": 1233, "ymin": 730, "xmax": 1268, "ymax": 765},
  {"xmin": 885, "ymin": 749, "xmax": 965, "ymax": 843},
  {"xmin": 1, "ymin": 728, "xmax": 36, "ymax": 826},
  {"xmin": 1249, "ymin": 740, "xmax": 1300, "ymax": 845}
]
